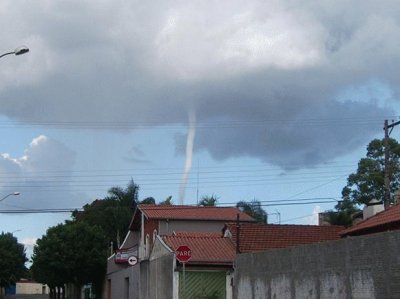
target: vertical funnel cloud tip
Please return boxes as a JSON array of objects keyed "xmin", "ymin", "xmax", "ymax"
[{"xmin": 179, "ymin": 110, "xmax": 196, "ymax": 204}]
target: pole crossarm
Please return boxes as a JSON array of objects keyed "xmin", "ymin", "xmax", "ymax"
[
  {"xmin": 388, "ymin": 120, "xmax": 400, "ymax": 135},
  {"xmin": 387, "ymin": 120, "xmax": 400, "ymax": 129}
]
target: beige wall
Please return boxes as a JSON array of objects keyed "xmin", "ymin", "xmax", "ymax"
[
  {"xmin": 16, "ymin": 282, "xmax": 49, "ymax": 294},
  {"xmin": 158, "ymin": 220, "xmax": 225, "ymax": 235}
]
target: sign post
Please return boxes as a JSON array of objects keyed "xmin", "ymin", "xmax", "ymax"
[{"xmin": 176, "ymin": 245, "xmax": 192, "ymax": 299}]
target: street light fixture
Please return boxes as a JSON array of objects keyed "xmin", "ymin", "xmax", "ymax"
[
  {"xmin": 0, "ymin": 46, "xmax": 29, "ymax": 59},
  {"xmin": 0, "ymin": 192, "xmax": 20, "ymax": 202}
]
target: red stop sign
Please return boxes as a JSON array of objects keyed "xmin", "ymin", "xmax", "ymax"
[{"xmin": 176, "ymin": 245, "xmax": 192, "ymax": 263}]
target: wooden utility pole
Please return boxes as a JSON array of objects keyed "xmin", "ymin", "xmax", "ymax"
[
  {"xmin": 384, "ymin": 119, "xmax": 400, "ymax": 208},
  {"xmin": 236, "ymin": 214, "xmax": 240, "ymax": 254}
]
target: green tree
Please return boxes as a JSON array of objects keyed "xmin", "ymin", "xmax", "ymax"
[
  {"xmin": 105, "ymin": 179, "xmax": 139, "ymax": 208},
  {"xmin": 74, "ymin": 199, "xmax": 131, "ymax": 250},
  {"xmin": 344, "ymin": 138, "xmax": 400, "ymax": 205},
  {"xmin": 31, "ymin": 222, "xmax": 108, "ymax": 299},
  {"xmin": 326, "ymin": 137, "xmax": 400, "ymax": 226},
  {"xmin": 325, "ymin": 187, "xmax": 360, "ymax": 227},
  {"xmin": 0, "ymin": 232, "xmax": 27, "ymax": 298},
  {"xmin": 31, "ymin": 224, "xmax": 68, "ymax": 298},
  {"xmin": 33, "ymin": 180, "xmax": 142, "ymax": 299},
  {"xmin": 72, "ymin": 180, "xmax": 140, "ymax": 250},
  {"xmin": 141, "ymin": 197, "xmax": 156, "ymax": 204},
  {"xmin": 159, "ymin": 196, "xmax": 173, "ymax": 205},
  {"xmin": 236, "ymin": 200, "xmax": 268, "ymax": 223},
  {"xmin": 198, "ymin": 194, "xmax": 219, "ymax": 206}
]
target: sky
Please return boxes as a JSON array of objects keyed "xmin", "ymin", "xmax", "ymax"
[{"xmin": 1, "ymin": 0, "xmax": 400, "ymax": 261}]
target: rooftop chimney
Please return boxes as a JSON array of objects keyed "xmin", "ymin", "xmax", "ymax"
[{"xmin": 363, "ymin": 199, "xmax": 384, "ymax": 220}]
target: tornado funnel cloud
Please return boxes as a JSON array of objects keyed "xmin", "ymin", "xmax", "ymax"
[{"xmin": 179, "ymin": 110, "xmax": 196, "ymax": 204}]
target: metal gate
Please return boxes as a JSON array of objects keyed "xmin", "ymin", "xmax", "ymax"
[{"xmin": 179, "ymin": 271, "xmax": 226, "ymax": 299}]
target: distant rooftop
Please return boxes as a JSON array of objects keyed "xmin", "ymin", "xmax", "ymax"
[
  {"xmin": 224, "ymin": 222, "xmax": 344, "ymax": 253},
  {"xmin": 138, "ymin": 204, "xmax": 255, "ymax": 222},
  {"xmin": 341, "ymin": 203, "xmax": 400, "ymax": 237}
]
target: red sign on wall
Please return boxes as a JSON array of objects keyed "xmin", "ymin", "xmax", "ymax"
[
  {"xmin": 175, "ymin": 245, "xmax": 192, "ymax": 263},
  {"xmin": 114, "ymin": 246, "xmax": 138, "ymax": 264}
]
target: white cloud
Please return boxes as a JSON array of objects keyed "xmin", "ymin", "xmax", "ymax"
[
  {"xmin": 304, "ymin": 206, "xmax": 322, "ymax": 225},
  {"xmin": 0, "ymin": 135, "xmax": 79, "ymax": 209},
  {"xmin": 21, "ymin": 237, "xmax": 37, "ymax": 248}
]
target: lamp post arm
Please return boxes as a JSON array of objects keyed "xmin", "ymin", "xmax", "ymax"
[
  {"xmin": 0, "ymin": 46, "xmax": 29, "ymax": 59},
  {"xmin": 0, "ymin": 52, "xmax": 14, "ymax": 59},
  {"xmin": 0, "ymin": 192, "xmax": 20, "ymax": 202},
  {"xmin": 0, "ymin": 194, "xmax": 11, "ymax": 202}
]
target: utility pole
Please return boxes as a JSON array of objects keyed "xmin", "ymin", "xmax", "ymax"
[{"xmin": 384, "ymin": 119, "xmax": 400, "ymax": 208}]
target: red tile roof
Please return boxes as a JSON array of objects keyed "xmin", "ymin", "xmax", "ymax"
[
  {"xmin": 224, "ymin": 223, "xmax": 344, "ymax": 252},
  {"xmin": 341, "ymin": 204, "xmax": 400, "ymax": 236},
  {"xmin": 162, "ymin": 233, "xmax": 236, "ymax": 265},
  {"xmin": 138, "ymin": 204, "xmax": 255, "ymax": 222}
]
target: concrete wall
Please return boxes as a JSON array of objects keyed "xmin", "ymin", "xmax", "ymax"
[
  {"xmin": 140, "ymin": 253, "xmax": 175, "ymax": 299},
  {"xmin": 234, "ymin": 231, "xmax": 400, "ymax": 299},
  {"xmin": 107, "ymin": 263, "xmax": 140, "ymax": 299}
]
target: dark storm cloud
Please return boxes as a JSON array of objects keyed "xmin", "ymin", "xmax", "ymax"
[{"xmin": 0, "ymin": 0, "xmax": 399, "ymax": 168}]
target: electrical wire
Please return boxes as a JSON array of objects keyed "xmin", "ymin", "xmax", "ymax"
[
  {"xmin": 0, "ymin": 196, "xmax": 339, "ymax": 214},
  {"xmin": 0, "ymin": 116, "xmax": 394, "ymax": 130}
]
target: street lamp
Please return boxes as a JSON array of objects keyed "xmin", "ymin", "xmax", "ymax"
[
  {"xmin": 0, "ymin": 46, "xmax": 29, "ymax": 59},
  {"xmin": 0, "ymin": 192, "xmax": 20, "ymax": 202}
]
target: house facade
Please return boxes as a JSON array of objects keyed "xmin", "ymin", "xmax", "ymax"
[
  {"xmin": 144, "ymin": 232, "xmax": 236, "ymax": 299},
  {"xmin": 105, "ymin": 204, "xmax": 254, "ymax": 299}
]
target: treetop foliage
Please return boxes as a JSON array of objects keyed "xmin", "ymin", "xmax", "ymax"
[
  {"xmin": 104, "ymin": 178, "xmax": 139, "ymax": 208},
  {"xmin": 159, "ymin": 196, "xmax": 173, "ymax": 205},
  {"xmin": 344, "ymin": 138, "xmax": 400, "ymax": 206},
  {"xmin": 198, "ymin": 194, "xmax": 219, "ymax": 206},
  {"xmin": 0, "ymin": 232, "xmax": 27, "ymax": 288},
  {"xmin": 31, "ymin": 221, "xmax": 107, "ymax": 298},
  {"xmin": 236, "ymin": 200, "xmax": 268, "ymax": 223},
  {"xmin": 327, "ymin": 137, "xmax": 400, "ymax": 226}
]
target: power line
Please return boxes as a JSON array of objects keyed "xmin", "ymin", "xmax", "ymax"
[
  {"xmin": 0, "ymin": 116, "xmax": 394, "ymax": 130},
  {"xmin": 0, "ymin": 197, "xmax": 339, "ymax": 214},
  {"xmin": 0, "ymin": 169, "xmax": 354, "ymax": 182},
  {"xmin": 0, "ymin": 164, "xmax": 357, "ymax": 185},
  {"xmin": 0, "ymin": 160, "xmax": 359, "ymax": 176},
  {"xmin": 0, "ymin": 173, "xmax": 350, "ymax": 186},
  {"xmin": 0, "ymin": 208, "xmax": 81, "ymax": 214}
]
